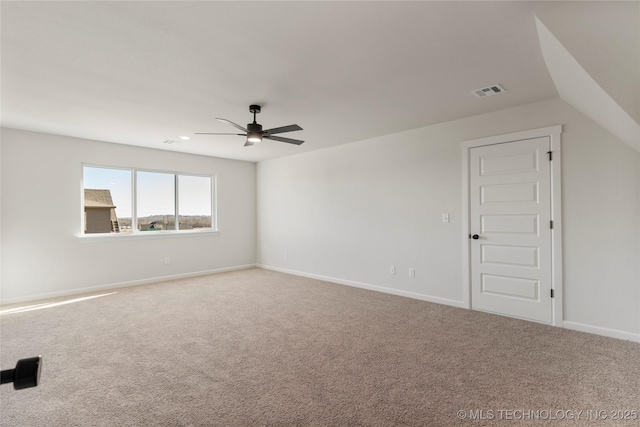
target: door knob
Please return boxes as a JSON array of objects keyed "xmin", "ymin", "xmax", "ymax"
[{"xmin": 471, "ymin": 234, "xmax": 479, "ymax": 240}]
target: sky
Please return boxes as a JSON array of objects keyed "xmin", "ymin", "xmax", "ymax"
[{"xmin": 83, "ymin": 167, "xmax": 212, "ymax": 218}]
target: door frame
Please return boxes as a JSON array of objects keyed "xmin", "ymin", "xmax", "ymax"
[{"xmin": 461, "ymin": 125, "xmax": 563, "ymax": 326}]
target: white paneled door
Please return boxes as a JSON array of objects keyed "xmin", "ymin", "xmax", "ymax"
[{"xmin": 470, "ymin": 137, "xmax": 553, "ymax": 324}]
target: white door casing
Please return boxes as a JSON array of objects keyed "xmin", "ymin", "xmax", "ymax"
[{"xmin": 461, "ymin": 126, "xmax": 563, "ymax": 326}]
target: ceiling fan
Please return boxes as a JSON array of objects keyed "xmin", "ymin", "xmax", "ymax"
[{"xmin": 196, "ymin": 105, "xmax": 304, "ymax": 147}]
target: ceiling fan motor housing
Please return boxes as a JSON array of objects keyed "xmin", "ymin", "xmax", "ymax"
[{"xmin": 247, "ymin": 123, "xmax": 262, "ymax": 133}]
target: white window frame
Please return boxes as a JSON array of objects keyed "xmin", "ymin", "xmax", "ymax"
[{"xmin": 80, "ymin": 164, "xmax": 218, "ymax": 240}]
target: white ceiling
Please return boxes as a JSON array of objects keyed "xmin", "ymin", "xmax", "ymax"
[{"xmin": 1, "ymin": 1, "xmax": 637, "ymax": 162}]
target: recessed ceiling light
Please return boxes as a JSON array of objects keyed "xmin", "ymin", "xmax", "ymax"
[{"xmin": 179, "ymin": 136, "xmax": 191, "ymax": 140}]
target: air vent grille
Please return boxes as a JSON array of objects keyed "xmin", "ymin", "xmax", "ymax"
[
  {"xmin": 163, "ymin": 140, "xmax": 182, "ymax": 145},
  {"xmin": 472, "ymin": 84, "xmax": 506, "ymax": 98}
]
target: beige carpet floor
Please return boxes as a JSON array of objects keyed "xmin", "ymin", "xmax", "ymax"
[{"xmin": 1, "ymin": 268, "xmax": 639, "ymax": 426}]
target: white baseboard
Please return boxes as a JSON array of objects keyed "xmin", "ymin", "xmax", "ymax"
[
  {"xmin": 563, "ymin": 321, "xmax": 640, "ymax": 343},
  {"xmin": 6, "ymin": 264, "xmax": 638, "ymax": 344},
  {"xmin": 0, "ymin": 264, "xmax": 257, "ymax": 306},
  {"xmin": 258, "ymin": 264, "xmax": 466, "ymax": 309},
  {"xmin": 259, "ymin": 265, "xmax": 640, "ymax": 343}
]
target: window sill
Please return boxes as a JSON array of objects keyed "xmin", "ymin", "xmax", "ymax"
[{"xmin": 77, "ymin": 229, "xmax": 220, "ymax": 242}]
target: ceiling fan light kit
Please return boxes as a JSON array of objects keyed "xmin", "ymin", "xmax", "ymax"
[
  {"xmin": 246, "ymin": 122, "xmax": 263, "ymax": 144},
  {"xmin": 196, "ymin": 104, "xmax": 304, "ymax": 147}
]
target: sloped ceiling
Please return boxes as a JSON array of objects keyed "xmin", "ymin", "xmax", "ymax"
[
  {"xmin": 1, "ymin": 1, "xmax": 637, "ymax": 162},
  {"xmin": 536, "ymin": 2, "xmax": 639, "ymax": 153},
  {"xmin": 536, "ymin": 1, "xmax": 639, "ymax": 125}
]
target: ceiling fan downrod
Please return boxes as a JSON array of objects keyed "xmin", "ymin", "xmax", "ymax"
[{"xmin": 249, "ymin": 104, "xmax": 261, "ymax": 122}]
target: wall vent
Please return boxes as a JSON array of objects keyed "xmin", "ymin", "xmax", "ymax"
[{"xmin": 471, "ymin": 84, "xmax": 506, "ymax": 98}]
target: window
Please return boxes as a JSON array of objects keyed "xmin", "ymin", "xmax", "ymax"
[
  {"xmin": 137, "ymin": 171, "xmax": 175, "ymax": 231},
  {"xmin": 178, "ymin": 175, "xmax": 212, "ymax": 230},
  {"xmin": 82, "ymin": 165, "xmax": 215, "ymax": 235},
  {"xmin": 83, "ymin": 167, "xmax": 132, "ymax": 234}
]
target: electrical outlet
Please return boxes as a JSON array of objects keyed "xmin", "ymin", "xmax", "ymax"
[
  {"xmin": 390, "ymin": 265, "xmax": 396, "ymax": 275},
  {"xmin": 409, "ymin": 268, "xmax": 415, "ymax": 278},
  {"xmin": 284, "ymin": 252, "xmax": 289, "ymax": 259},
  {"xmin": 164, "ymin": 257, "xmax": 171, "ymax": 265},
  {"xmin": 442, "ymin": 213, "xmax": 450, "ymax": 223}
]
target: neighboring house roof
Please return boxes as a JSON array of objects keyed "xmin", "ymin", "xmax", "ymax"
[
  {"xmin": 84, "ymin": 189, "xmax": 118, "ymax": 224},
  {"xmin": 84, "ymin": 189, "xmax": 116, "ymax": 209}
]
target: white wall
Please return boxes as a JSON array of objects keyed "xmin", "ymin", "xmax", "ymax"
[
  {"xmin": 3, "ymin": 99, "xmax": 638, "ymax": 341},
  {"xmin": 257, "ymin": 98, "xmax": 640, "ymax": 341},
  {"xmin": 1, "ymin": 128, "xmax": 256, "ymax": 303}
]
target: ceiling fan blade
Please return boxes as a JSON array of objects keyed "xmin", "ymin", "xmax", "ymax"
[
  {"xmin": 194, "ymin": 132, "xmax": 246, "ymax": 136},
  {"xmin": 263, "ymin": 124, "xmax": 303, "ymax": 135},
  {"xmin": 264, "ymin": 135, "xmax": 305, "ymax": 145},
  {"xmin": 216, "ymin": 118, "xmax": 249, "ymax": 133}
]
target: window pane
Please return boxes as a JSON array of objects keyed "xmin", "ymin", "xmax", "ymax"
[
  {"xmin": 137, "ymin": 171, "xmax": 175, "ymax": 231},
  {"xmin": 178, "ymin": 175, "xmax": 212, "ymax": 230},
  {"xmin": 83, "ymin": 167, "xmax": 132, "ymax": 234}
]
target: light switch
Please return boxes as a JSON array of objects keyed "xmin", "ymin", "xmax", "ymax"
[{"xmin": 442, "ymin": 213, "xmax": 450, "ymax": 223}]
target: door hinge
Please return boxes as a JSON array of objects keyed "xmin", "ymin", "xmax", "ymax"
[
  {"xmin": 547, "ymin": 151, "xmax": 553, "ymax": 161},
  {"xmin": 551, "ymin": 289, "xmax": 554, "ymax": 298},
  {"xmin": 550, "ymin": 220, "xmax": 554, "ymax": 229}
]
